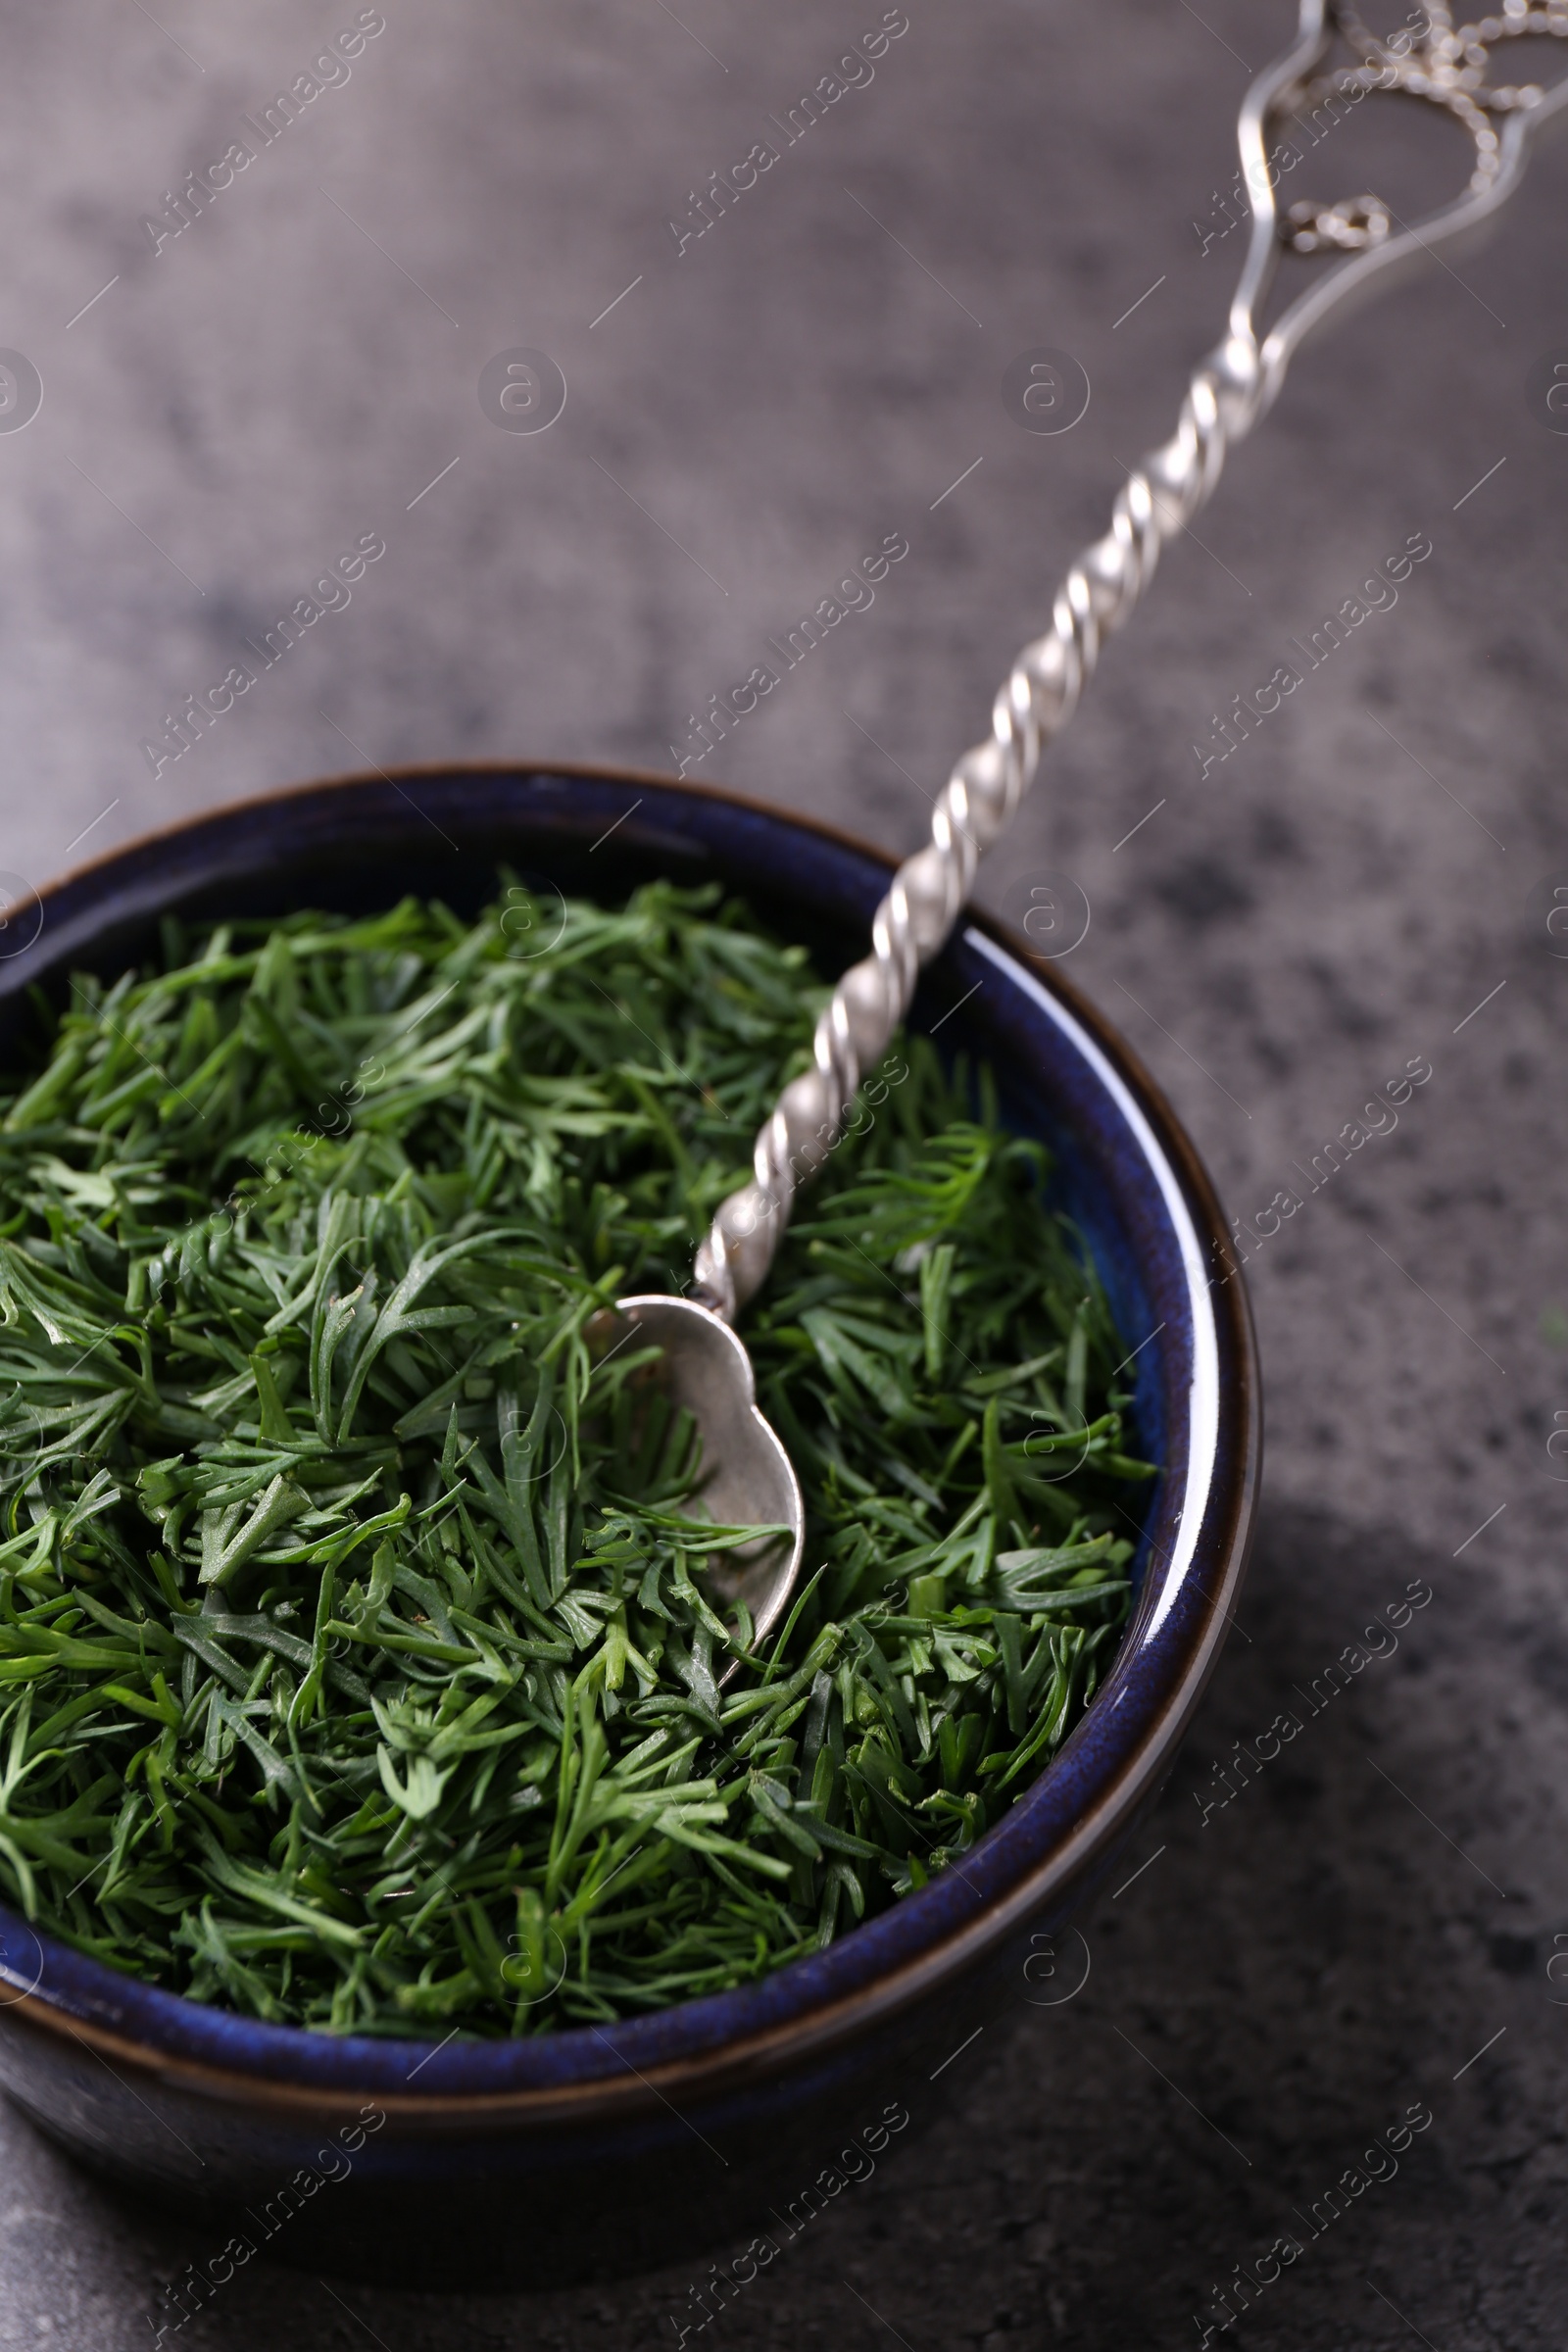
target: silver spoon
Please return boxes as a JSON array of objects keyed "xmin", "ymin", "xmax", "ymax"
[{"xmin": 618, "ymin": 0, "xmax": 1568, "ymax": 1651}]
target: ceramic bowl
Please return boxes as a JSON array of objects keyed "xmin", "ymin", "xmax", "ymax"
[{"xmin": 0, "ymin": 766, "xmax": 1257, "ymax": 2289}]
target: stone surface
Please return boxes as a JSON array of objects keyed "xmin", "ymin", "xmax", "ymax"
[{"xmin": 1, "ymin": 0, "xmax": 1566, "ymax": 2343}]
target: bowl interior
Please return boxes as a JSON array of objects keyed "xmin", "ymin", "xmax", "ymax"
[{"xmin": 0, "ymin": 766, "xmax": 1250, "ymax": 2096}]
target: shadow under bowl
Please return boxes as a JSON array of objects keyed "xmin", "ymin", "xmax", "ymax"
[{"xmin": 0, "ymin": 765, "xmax": 1258, "ymax": 2290}]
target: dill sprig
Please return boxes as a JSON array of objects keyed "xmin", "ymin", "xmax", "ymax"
[{"xmin": 0, "ymin": 883, "xmax": 1152, "ymax": 2034}]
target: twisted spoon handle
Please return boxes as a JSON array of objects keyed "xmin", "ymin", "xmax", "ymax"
[
  {"xmin": 692, "ymin": 340, "xmax": 1254, "ymax": 1320},
  {"xmin": 692, "ymin": 0, "xmax": 1568, "ymax": 1323}
]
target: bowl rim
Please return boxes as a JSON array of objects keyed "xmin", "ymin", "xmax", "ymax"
[{"xmin": 0, "ymin": 760, "xmax": 1260, "ymax": 2120}]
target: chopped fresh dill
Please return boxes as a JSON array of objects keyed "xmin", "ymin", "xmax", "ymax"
[{"xmin": 0, "ymin": 883, "xmax": 1153, "ymax": 2034}]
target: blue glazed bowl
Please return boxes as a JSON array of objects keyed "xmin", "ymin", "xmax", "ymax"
[{"xmin": 0, "ymin": 767, "xmax": 1257, "ymax": 2289}]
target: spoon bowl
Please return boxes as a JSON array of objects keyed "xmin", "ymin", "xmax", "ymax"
[{"xmin": 611, "ymin": 1293, "xmax": 805, "ymax": 1655}]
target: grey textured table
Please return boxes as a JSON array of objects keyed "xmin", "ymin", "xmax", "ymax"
[{"xmin": 1, "ymin": 2, "xmax": 1565, "ymax": 2344}]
